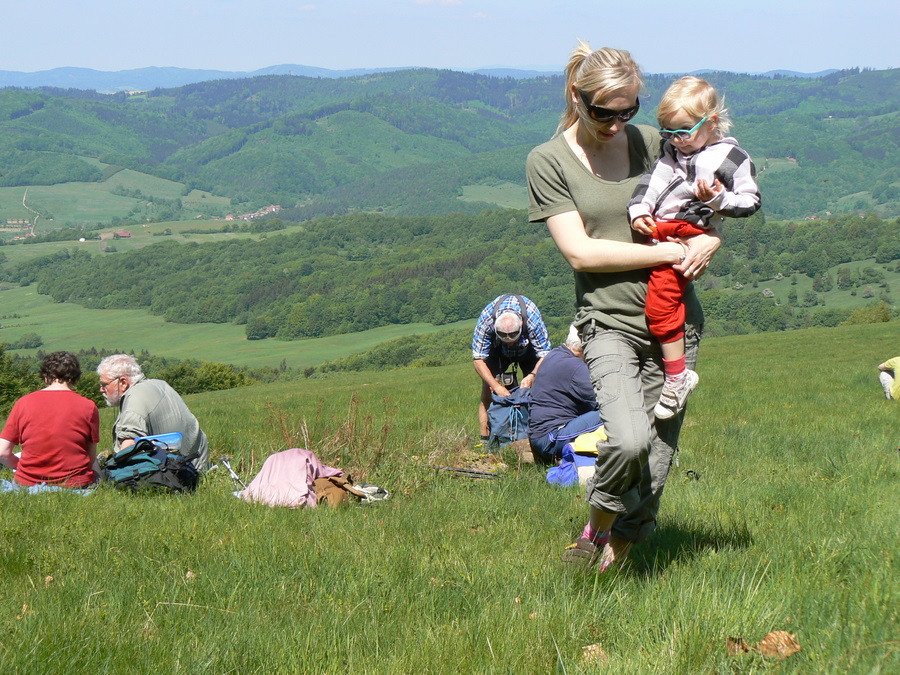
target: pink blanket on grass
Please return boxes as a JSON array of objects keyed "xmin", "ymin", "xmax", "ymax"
[{"xmin": 240, "ymin": 448, "xmax": 344, "ymax": 508}]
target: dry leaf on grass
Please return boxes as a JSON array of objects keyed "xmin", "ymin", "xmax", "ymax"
[
  {"xmin": 726, "ymin": 637, "xmax": 753, "ymax": 655},
  {"xmin": 44, "ymin": 575, "xmax": 54, "ymax": 588},
  {"xmin": 582, "ymin": 643, "xmax": 609, "ymax": 665},
  {"xmin": 509, "ymin": 439, "xmax": 534, "ymax": 464},
  {"xmin": 758, "ymin": 631, "xmax": 801, "ymax": 659},
  {"xmin": 727, "ymin": 631, "xmax": 801, "ymax": 660}
]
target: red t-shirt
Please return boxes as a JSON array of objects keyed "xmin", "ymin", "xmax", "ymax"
[{"xmin": 1, "ymin": 389, "xmax": 100, "ymax": 487}]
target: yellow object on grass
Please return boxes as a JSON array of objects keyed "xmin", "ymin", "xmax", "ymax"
[{"xmin": 572, "ymin": 426, "xmax": 607, "ymax": 456}]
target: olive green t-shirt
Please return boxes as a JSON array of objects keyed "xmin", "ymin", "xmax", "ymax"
[{"xmin": 527, "ymin": 124, "xmax": 701, "ymax": 338}]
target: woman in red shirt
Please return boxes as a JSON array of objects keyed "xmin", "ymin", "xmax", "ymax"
[{"xmin": 0, "ymin": 351, "xmax": 99, "ymax": 487}]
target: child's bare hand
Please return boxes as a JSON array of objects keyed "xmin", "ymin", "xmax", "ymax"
[
  {"xmin": 631, "ymin": 216, "xmax": 657, "ymax": 236},
  {"xmin": 695, "ymin": 178, "xmax": 723, "ymax": 202}
]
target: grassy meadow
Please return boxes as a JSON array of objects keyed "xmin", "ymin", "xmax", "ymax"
[
  {"xmin": 0, "ymin": 321, "xmax": 896, "ymax": 672},
  {"xmin": 458, "ymin": 181, "xmax": 527, "ymax": 209},
  {"xmin": 0, "ymin": 285, "xmax": 473, "ymax": 369},
  {"xmin": 0, "ymin": 161, "xmax": 231, "ymax": 232},
  {"xmin": 706, "ymin": 256, "xmax": 900, "ymax": 311}
]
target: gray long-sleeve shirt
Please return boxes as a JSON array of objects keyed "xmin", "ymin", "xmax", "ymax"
[{"xmin": 114, "ymin": 375, "xmax": 209, "ymax": 470}]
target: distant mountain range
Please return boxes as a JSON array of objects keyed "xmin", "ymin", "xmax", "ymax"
[{"xmin": 0, "ymin": 65, "xmax": 840, "ymax": 92}]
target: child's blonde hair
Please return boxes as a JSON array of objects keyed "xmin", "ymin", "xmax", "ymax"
[
  {"xmin": 557, "ymin": 41, "xmax": 644, "ymax": 134},
  {"xmin": 657, "ymin": 76, "xmax": 732, "ymax": 137}
]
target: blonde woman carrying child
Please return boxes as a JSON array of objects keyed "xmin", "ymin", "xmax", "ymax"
[{"xmin": 628, "ymin": 76, "xmax": 760, "ymax": 419}]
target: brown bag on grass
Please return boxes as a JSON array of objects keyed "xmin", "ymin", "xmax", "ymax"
[{"xmin": 312, "ymin": 475, "xmax": 367, "ymax": 509}]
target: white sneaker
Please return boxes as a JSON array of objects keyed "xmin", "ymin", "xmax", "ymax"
[{"xmin": 655, "ymin": 369, "xmax": 699, "ymax": 419}]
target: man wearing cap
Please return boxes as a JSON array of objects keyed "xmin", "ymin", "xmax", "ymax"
[{"xmin": 472, "ymin": 294, "xmax": 551, "ymax": 440}]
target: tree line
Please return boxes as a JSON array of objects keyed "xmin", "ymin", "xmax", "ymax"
[
  {"xmin": 0, "ymin": 345, "xmax": 267, "ymax": 418},
  {"xmin": 2, "ymin": 210, "xmax": 896, "ymax": 342}
]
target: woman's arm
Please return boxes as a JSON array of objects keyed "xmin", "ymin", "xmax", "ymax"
[
  {"xmin": 86, "ymin": 441, "xmax": 99, "ymax": 477},
  {"xmin": 0, "ymin": 437, "xmax": 19, "ymax": 471},
  {"xmin": 546, "ymin": 210, "xmax": 686, "ymax": 273}
]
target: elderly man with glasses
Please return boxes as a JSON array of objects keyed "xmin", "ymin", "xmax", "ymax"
[
  {"xmin": 97, "ymin": 354, "xmax": 209, "ymax": 470},
  {"xmin": 472, "ymin": 294, "xmax": 551, "ymax": 440}
]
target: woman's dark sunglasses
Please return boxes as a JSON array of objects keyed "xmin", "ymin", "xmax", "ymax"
[{"xmin": 577, "ymin": 90, "xmax": 641, "ymax": 123}]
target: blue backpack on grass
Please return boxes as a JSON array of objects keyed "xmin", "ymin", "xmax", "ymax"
[
  {"xmin": 487, "ymin": 387, "xmax": 531, "ymax": 449},
  {"xmin": 101, "ymin": 433, "xmax": 199, "ymax": 493}
]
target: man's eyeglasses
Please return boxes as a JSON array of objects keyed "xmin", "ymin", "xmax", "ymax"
[
  {"xmin": 496, "ymin": 329, "xmax": 522, "ymax": 341},
  {"xmin": 99, "ymin": 378, "xmax": 119, "ymax": 390},
  {"xmin": 577, "ymin": 90, "xmax": 640, "ymax": 123},
  {"xmin": 660, "ymin": 117, "xmax": 708, "ymax": 141}
]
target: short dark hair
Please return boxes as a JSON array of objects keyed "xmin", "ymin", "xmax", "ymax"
[{"xmin": 40, "ymin": 351, "xmax": 82, "ymax": 385}]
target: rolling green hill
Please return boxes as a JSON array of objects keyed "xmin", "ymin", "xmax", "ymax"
[{"xmin": 0, "ymin": 67, "xmax": 897, "ymax": 224}]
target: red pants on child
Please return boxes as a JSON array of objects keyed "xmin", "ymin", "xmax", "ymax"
[{"xmin": 647, "ymin": 219, "xmax": 707, "ymax": 344}]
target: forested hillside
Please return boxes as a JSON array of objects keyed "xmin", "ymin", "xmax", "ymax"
[
  {"xmin": 3, "ymin": 210, "xmax": 895, "ymax": 341},
  {"xmin": 0, "ymin": 67, "xmax": 896, "ymax": 221}
]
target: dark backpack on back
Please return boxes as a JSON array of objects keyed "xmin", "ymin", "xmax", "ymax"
[{"xmin": 101, "ymin": 438, "xmax": 199, "ymax": 493}]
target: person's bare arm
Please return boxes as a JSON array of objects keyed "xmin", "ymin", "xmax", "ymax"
[
  {"xmin": 520, "ymin": 356, "xmax": 545, "ymax": 389},
  {"xmin": 546, "ymin": 210, "xmax": 684, "ymax": 273},
  {"xmin": 0, "ymin": 437, "xmax": 19, "ymax": 471},
  {"xmin": 473, "ymin": 359, "xmax": 509, "ymax": 398}
]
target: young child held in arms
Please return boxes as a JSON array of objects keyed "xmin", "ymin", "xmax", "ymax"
[{"xmin": 628, "ymin": 76, "xmax": 760, "ymax": 419}]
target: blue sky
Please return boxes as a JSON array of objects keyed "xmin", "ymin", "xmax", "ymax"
[{"xmin": 5, "ymin": 0, "xmax": 897, "ymax": 74}]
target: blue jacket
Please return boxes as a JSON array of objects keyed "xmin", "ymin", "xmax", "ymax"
[{"xmin": 528, "ymin": 345, "xmax": 598, "ymax": 438}]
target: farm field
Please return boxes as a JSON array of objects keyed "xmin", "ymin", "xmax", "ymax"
[
  {"xmin": 0, "ymin": 284, "xmax": 474, "ymax": 368},
  {"xmin": 0, "ymin": 321, "xmax": 895, "ymax": 672},
  {"xmin": 0, "ymin": 161, "xmax": 231, "ymax": 233},
  {"xmin": 458, "ymin": 181, "xmax": 527, "ymax": 209},
  {"xmin": 710, "ymin": 256, "xmax": 900, "ymax": 310},
  {"xmin": 0, "ymin": 182, "xmax": 137, "ymax": 228},
  {"xmin": 0, "ymin": 215, "xmax": 307, "ymax": 266}
]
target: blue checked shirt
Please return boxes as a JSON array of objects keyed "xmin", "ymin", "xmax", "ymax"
[{"xmin": 471, "ymin": 295, "xmax": 551, "ymax": 361}]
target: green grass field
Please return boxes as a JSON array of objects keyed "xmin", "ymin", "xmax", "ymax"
[
  {"xmin": 712, "ymin": 256, "xmax": 899, "ymax": 309},
  {"xmin": 0, "ymin": 182, "xmax": 137, "ymax": 229},
  {"xmin": 760, "ymin": 157, "xmax": 800, "ymax": 174},
  {"xmin": 0, "ymin": 214, "xmax": 308, "ymax": 266},
  {"xmin": 0, "ymin": 161, "xmax": 231, "ymax": 233},
  {"xmin": 0, "ymin": 284, "xmax": 473, "ymax": 369},
  {"xmin": 0, "ymin": 321, "xmax": 896, "ymax": 672},
  {"xmin": 100, "ymin": 168, "xmax": 188, "ymax": 201},
  {"xmin": 459, "ymin": 181, "xmax": 528, "ymax": 209}
]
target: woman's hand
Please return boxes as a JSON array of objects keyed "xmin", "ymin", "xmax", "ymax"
[{"xmin": 672, "ymin": 230, "xmax": 722, "ymax": 280}]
